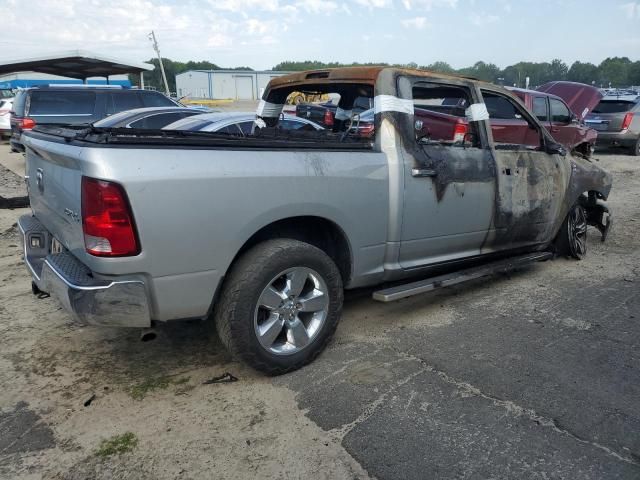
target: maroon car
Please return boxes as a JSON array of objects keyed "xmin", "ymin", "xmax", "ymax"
[{"xmin": 508, "ymin": 82, "xmax": 602, "ymax": 157}]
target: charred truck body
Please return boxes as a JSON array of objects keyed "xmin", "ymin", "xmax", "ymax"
[{"xmin": 19, "ymin": 67, "xmax": 612, "ymax": 374}]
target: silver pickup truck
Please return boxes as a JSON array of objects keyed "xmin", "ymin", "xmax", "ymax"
[{"xmin": 18, "ymin": 67, "xmax": 612, "ymax": 374}]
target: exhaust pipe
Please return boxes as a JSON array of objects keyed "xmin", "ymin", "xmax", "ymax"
[{"xmin": 140, "ymin": 328, "xmax": 157, "ymax": 342}]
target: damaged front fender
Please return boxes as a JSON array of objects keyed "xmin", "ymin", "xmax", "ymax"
[{"xmin": 568, "ymin": 156, "xmax": 613, "ymax": 242}]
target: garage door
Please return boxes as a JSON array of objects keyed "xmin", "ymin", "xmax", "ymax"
[{"xmin": 234, "ymin": 76, "xmax": 254, "ymax": 100}]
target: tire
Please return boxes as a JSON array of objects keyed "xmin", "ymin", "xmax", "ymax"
[
  {"xmin": 214, "ymin": 239, "xmax": 344, "ymax": 375},
  {"xmin": 555, "ymin": 204, "xmax": 588, "ymax": 260},
  {"xmin": 630, "ymin": 138, "xmax": 640, "ymax": 157}
]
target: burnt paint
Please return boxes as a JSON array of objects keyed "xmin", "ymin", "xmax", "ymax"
[{"xmin": 369, "ymin": 68, "xmax": 613, "ymax": 253}]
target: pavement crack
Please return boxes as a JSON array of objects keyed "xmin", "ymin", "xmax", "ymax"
[
  {"xmin": 392, "ymin": 350, "xmax": 640, "ymax": 468},
  {"xmin": 331, "ymin": 367, "xmax": 429, "ymax": 439}
]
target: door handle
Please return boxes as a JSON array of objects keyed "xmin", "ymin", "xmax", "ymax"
[{"xmin": 411, "ymin": 168, "xmax": 437, "ymax": 178}]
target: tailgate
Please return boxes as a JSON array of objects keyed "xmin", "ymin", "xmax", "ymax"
[
  {"xmin": 24, "ymin": 135, "xmax": 85, "ymax": 255},
  {"xmin": 585, "ymin": 112, "xmax": 625, "ymax": 132}
]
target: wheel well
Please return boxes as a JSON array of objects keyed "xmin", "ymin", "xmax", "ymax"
[
  {"xmin": 234, "ymin": 216, "xmax": 352, "ymax": 284},
  {"xmin": 571, "ymin": 142, "xmax": 595, "ymax": 158}
]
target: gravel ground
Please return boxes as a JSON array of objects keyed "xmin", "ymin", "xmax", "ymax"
[
  {"xmin": 0, "ymin": 151, "xmax": 638, "ymax": 479},
  {"xmin": 0, "ymin": 162, "xmax": 27, "ymax": 207}
]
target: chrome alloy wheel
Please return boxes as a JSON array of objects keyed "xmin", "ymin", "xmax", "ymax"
[
  {"xmin": 254, "ymin": 267, "xmax": 329, "ymax": 355},
  {"xmin": 568, "ymin": 206, "xmax": 588, "ymax": 259}
]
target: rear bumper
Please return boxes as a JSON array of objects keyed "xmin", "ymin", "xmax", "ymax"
[
  {"xmin": 18, "ymin": 215, "xmax": 151, "ymax": 328},
  {"xmin": 10, "ymin": 137, "xmax": 24, "ymax": 152},
  {"xmin": 594, "ymin": 131, "xmax": 638, "ymax": 148}
]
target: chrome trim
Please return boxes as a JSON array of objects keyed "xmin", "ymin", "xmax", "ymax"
[
  {"xmin": 30, "ymin": 113, "xmax": 93, "ymax": 117},
  {"xmin": 18, "ymin": 215, "xmax": 151, "ymax": 328}
]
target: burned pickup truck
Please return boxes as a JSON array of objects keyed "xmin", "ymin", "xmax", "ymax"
[{"xmin": 18, "ymin": 67, "xmax": 612, "ymax": 374}]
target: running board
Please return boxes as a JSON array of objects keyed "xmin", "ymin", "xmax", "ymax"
[{"xmin": 372, "ymin": 252, "xmax": 553, "ymax": 302}]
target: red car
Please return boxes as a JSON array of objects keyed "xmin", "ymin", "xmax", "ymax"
[{"xmin": 508, "ymin": 82, "xmax": 602, "ymax": 157}]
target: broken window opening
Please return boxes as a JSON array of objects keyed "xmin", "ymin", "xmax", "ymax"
[
  {"xmin": 481, "ymin": 90, "xmax": 543, "ymax": 151},
  {"xmin": 411, "ymin": 82, "xmax": 480, "ymax": 148}
]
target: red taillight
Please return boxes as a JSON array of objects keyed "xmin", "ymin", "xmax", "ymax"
[
  {"xmin": 324, "ymin": 109, "xmax": 334, "ymax": 127},
  {"xmin": 453, "ymin": 121, "xmax": 467, "ymax": 143},
  {"xmin": 621, "ymin": 112, "xmax": 634, "ymax": 131},
  {"xmin": 81, "ymin": 177, "xmax": 140, "ymax": 257},
  {"xmin": 359, "ymin": 123, "xmax": 375, "ymax": 137},
  {"xmin": 17, "ymin": 118, "xmax": 36, "ymax": 130}
]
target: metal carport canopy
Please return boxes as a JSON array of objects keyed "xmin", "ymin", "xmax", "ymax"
[{"xmin": 0, "ymin": 50, "xmax": 154, "ymax": 79}]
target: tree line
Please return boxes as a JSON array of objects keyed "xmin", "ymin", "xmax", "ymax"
[{"xmin": 133, "ymin": 57, "xmax": 640, "ymax": 92}]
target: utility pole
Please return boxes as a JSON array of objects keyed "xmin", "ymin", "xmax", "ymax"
[{"xmin": 148, "ymin": 30, "xmax": 170, "ymax": 96}]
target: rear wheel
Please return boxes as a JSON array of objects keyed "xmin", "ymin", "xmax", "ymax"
[
  {"xmin": 214, "ymin": 239, "xmax": 343, "ymax": 375},
  {"xmin": 555, "ymin": 204, "xmax": 588, "ymax": 260},
  {"xmin": 631, "ymin": 137, "xmax": 640, "ymax": 156}
]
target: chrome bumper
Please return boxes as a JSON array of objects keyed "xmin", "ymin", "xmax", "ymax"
[{"xmin": 18, "ymin": 215, "xmax": 151, "ymax": 328}]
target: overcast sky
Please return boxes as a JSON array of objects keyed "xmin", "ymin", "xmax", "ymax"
[{"xmin": 2, "ymin": 0, "xmax": 639, "ymax": 70}]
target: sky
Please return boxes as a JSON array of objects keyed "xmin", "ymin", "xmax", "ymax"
[{"xmin": 1, "ymin": 0, "xmax": 639, "ymax": 71}]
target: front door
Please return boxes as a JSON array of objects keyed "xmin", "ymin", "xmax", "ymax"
[
  {"xmin": 398, "ymin": 79, "xmax": 497, "ymax": 269},
  {"xmin": 480, "ymin": 88, "xmax": 569, "ymax": 249}
]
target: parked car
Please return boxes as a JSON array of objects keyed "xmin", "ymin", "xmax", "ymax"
[
  {"xmin": 350, "ymin": 106, "xmax": 469, "ymax": 142},
  {"xmin": 585, "ymin": 94, "xmax": 640, "ymax": 156},
  {"xmin": 18, "ymin": 67, "xmax": 612, "ymax": 375},
  {"xmin": 92, "ymin": 107, "xmax": 207, "ymax": 129},
  {"xmin": 164, "ymin": 112, "xmax": 323, "ymax": 134},
  {"xmin": 295, "ymin": 96, "xmax": 372, "ymax": 127},
  {"xmin": 509, "ymin": 81, "xmax": 602, "ymax": 157},
  {"xmin": 9, "ymin": 85, "xmax": 179, "ymax": 151},
  {"xmin": 0, "ymin": 97, "xmax": 12, "ymax": 139}
]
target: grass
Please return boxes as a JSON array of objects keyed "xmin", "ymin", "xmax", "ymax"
[
  {"xmin": 96, "ymin": 432, "xmax": 138, "ymax": 457},
  {"xmin": 128, "ymin": 376, "xmax": 191, "ymax": 400}
]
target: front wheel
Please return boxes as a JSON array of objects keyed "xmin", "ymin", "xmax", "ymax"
[
  {"xmin": 555, "ymin": 204, "xmax": 588, "ymax": 260},
  {"xmin": 214, "ymin": 239, "xmax": 343, "ymax": 375}
]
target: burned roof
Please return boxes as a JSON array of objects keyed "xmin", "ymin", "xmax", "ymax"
[{"xmin": 266, "ymin": 66, "xmax": 480, "ymax": 90}]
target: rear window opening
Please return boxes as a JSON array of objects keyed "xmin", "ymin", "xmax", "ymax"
[
  {"xmin": 161, "ymin": 82, "xmax": 376, "ymax": 147},
  {"xmin": 412, "ymin": 83, "xmax": 479, "ymax": 147},
  {"xmin": 592, "ymin": 101, "xmax": 636, "ymax": 114}
]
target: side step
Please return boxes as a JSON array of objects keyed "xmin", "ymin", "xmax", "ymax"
[{"xmin": 372, "ymin": 252, "xmax": 553, "ymax": 302}]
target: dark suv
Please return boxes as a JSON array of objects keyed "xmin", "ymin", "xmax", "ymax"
[{"xmin": 10, "ymin": 86, "xmax": 178, "ymax": 152}]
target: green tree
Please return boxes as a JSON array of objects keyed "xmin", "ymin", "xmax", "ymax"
[
  {"xmin": 598, "ymin": 57, "xmax": 632, "ymax": 87},
  {"xmin": 548, "ymin": 59, "xmax": 568, "ymax": 81},
  {"xmin": 458, "ymin": 61, "xmax": 501, "ymax": 82},
  {"xmin": 422, "ymin": 61, "xmax": 455, "ymax": 74},
  {"xmin": 567, "ymin": 61, "xmax": 599, "ymax": 85},
  {"xmin": 628, "ymin": 61, "xmax": 640, "ymax": 86}
]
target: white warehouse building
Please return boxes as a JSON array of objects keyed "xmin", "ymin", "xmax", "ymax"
[{"xmin": 175, "ymin": 70, "xmax": 291, "ymax": 100}]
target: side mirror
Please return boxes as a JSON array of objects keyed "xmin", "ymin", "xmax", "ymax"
[{"xmin": 546, "ymin": 142, "xmax": 567, "ymax": 156}]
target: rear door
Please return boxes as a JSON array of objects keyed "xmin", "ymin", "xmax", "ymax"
[
  {"xmin": 532, "ymin": 96, "xmax": 550, "ymax": 129},
  {"xmin": 549, "ymin": 97, "xmax": 577, "ymax": 147},
  {"xmin": 108, "ymin": 92, "xmax": 144, "ymax": 116},
  {"xmin": 399, "ymin": 78, "xmax": 496, "ymax": 268}
]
